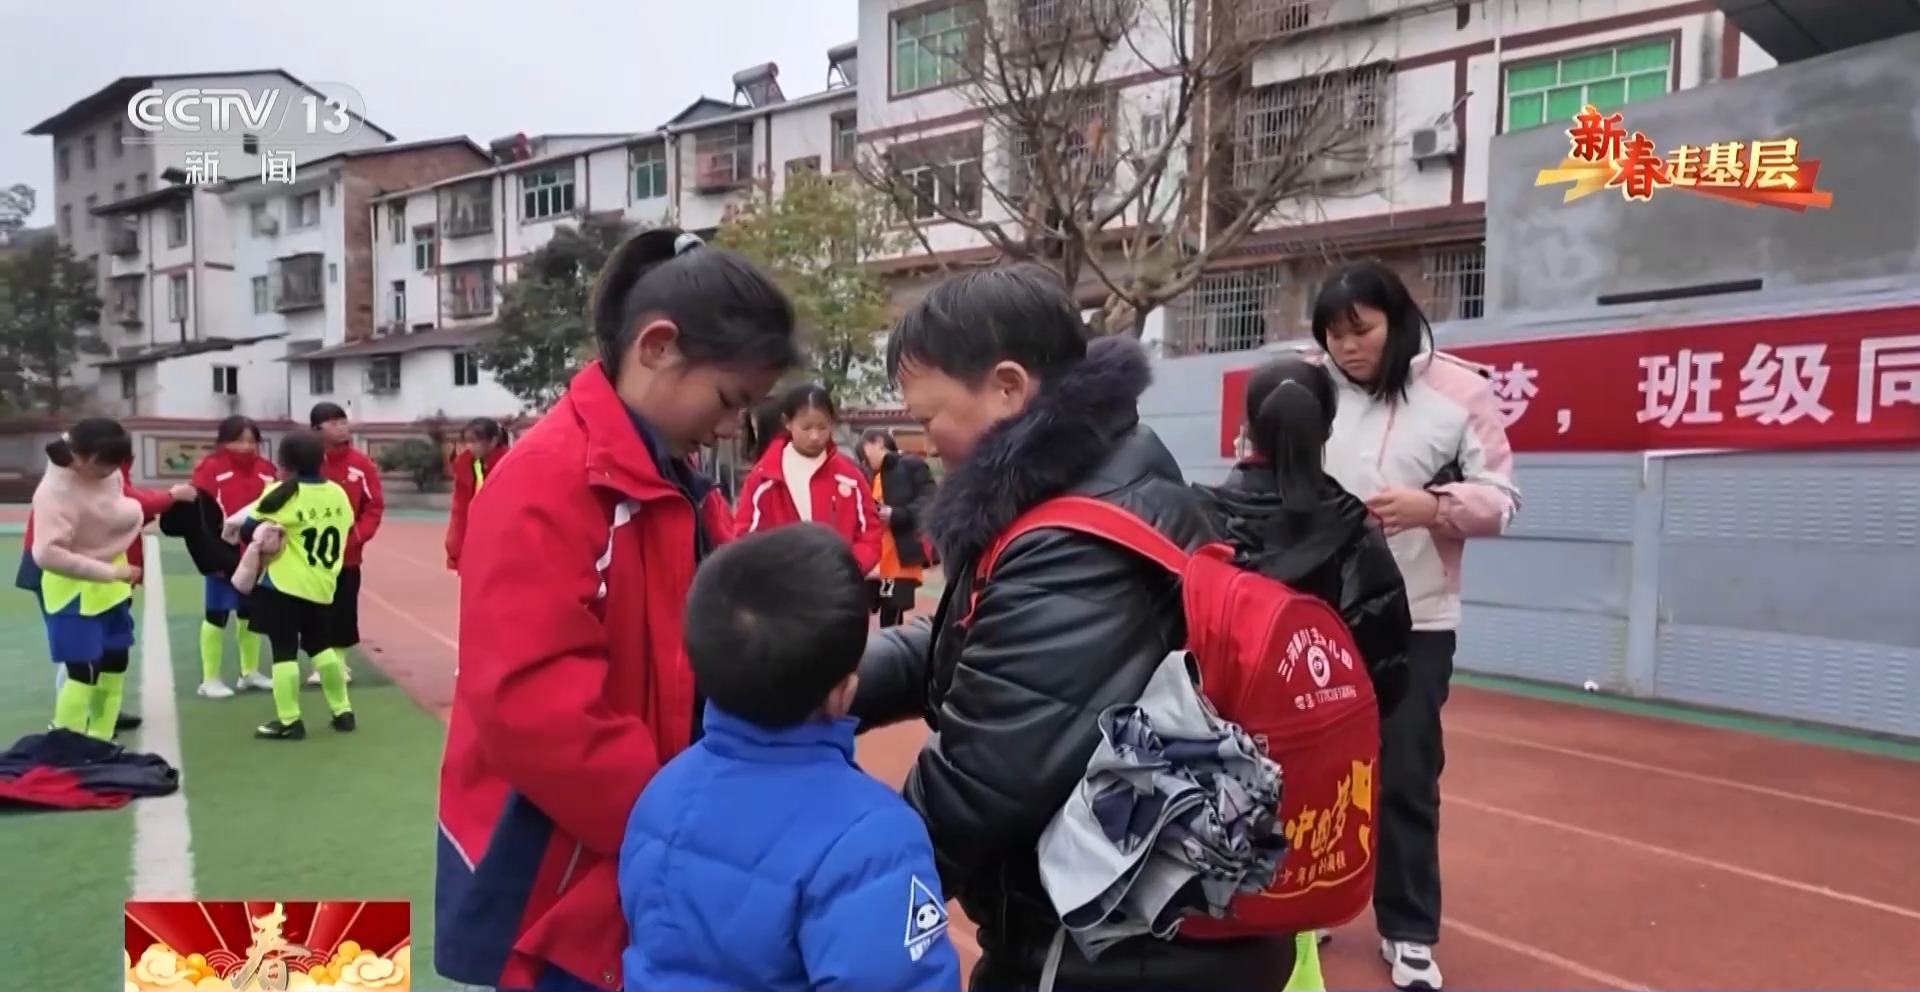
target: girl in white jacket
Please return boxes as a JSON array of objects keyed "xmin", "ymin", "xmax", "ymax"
[{"xmin": 1310, "ymin": 260, "xmax": 1520, "ymax": 992}]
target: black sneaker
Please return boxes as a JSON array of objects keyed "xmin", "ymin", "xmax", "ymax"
[
  {"xmin": 116, "ymin": 714, "xmax": 142, "ymax": 733},
  {"xmin": 330, "ymin": 711, "xmax": 356, "ymax": 733},
  {"xmin": 255, "ymin": 719, "xmax": 307, "ymax": 740}
]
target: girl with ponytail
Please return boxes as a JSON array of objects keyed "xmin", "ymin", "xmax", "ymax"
[
  {"xmin": 1203, "ymin": 356, "xmax": 1411, "ymax": 710},
  {"xmin": 1199, "ymin": 355, "xmax": 1414, "ymax": 992},
  {"xmin": 435, "ymin": 227, "xmax": 798, "ymax": 992}
]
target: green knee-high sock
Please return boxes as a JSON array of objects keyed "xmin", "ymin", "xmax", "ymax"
[
  {"xmin": 1282, "ymin": 931, "xmax": 1325, "ymax": 992},
  {"xmin": 270, "ymin": 661, "xmax": 303, "ymax": 724},
  {"xmin": 235, "ymin": 619, "xmax": 262, "ymax": 675},
  {"xmin": 199, "ymin": 621, "xmax": 225, "ymax": 682},
  {"xmin": 89, "ymin": 672, "xmax": 127, "ymax": 741},
  {"xmin": 312, "ymin": 649, "xmax": 352, "ymax": 717},
  {"xmin": 53, "ymin": 678, "xmax": 94, "ymax": 732}
]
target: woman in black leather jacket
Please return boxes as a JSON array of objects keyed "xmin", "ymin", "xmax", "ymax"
[
  {"xmin": 851, "ymin": 264, "xmax": 1294, "ymax": 992},
  {"xmin": 1200, "ymin": 355, "xmax": 1412, "ymax": 716}
]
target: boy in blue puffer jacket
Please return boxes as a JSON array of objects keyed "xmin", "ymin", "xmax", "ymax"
[{"xmin": 618, "ymin": 523, "xmax": 961, "ymax": 992}]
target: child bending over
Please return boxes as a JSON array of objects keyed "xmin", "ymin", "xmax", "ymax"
[{"xmin": 618, "ymin": 523, "xmax": 960, "ymax": 992}]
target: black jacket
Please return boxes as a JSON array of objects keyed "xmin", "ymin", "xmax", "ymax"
[
  {"xmin": 852, "ymin": 337, "xmax": 1294, "ymax": 989},
  {"xmin": 158, "ymin": 488, "xmax": 241, "ymax": 578},
  {"xmin": 871, "ymin": 451, "xmax": 936, "ymax": 568},
  {"xmin": 1202, "ymin": 462, "xmax": 1412, "ymax": 716}
]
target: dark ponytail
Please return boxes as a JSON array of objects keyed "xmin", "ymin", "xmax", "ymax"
[
  {"xmin": 779, "ymin": 382, "xmax": 836, "ymax": 421},
  {"xmin": 259, "ymin": 429, "xmax": 326, "ymax": 515},
  {"xmin": 590, "ymin": 227, "xmax": 799, "ymax": 377},
  {"xmin": 1243, "ymin": 357, "xmax": 1337, "ymax": 507},
  {"xmin": 465, "ymin": 417, "xmax": 507, "ymax": 448},
  {"xmin": 47, "ymin": 417, "xmax": 133, "ymax": 470}
]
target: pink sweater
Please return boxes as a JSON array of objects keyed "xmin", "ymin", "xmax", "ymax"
[{"xmin": 30, "ymin": 464, "xmax": 145, "ymax": 583}]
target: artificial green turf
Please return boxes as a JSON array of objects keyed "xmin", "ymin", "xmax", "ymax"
[{"xmin": 159, "ymin": 545, "xmax": 446, "ymax": 984}]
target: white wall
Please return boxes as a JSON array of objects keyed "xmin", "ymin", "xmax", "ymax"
[
  {"xmin": 103, "ymin": 337, "xmax": 292, "ymax": 420},
  {"xmin": 225, "ymin": 170, "xmax": 348, "ymax": 345},
  {"xmin": 290, "ymin": 348, "xmax": 519, "ymax": 423}
]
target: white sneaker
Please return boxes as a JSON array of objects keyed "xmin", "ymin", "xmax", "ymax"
[
  {"xmin": 307, "ymin": 666, "xmax": 352, "ymax": 686},
  {"xmin": 196, "ymin": 680, "xmax": 235, "ymax": 699},
  {"xmin": 237, "ymin": 671, "xmax": 275, "ymax": 691},
  {"xmin": 1381, "ymin": 940, "xmax": 1442, "ymax": 991}
]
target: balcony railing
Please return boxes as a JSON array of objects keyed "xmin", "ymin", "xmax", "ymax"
[
  {"xmin": 106, "ymin": 218, "xmax": 140, "ymax": 256},
  {"xmin": 442, "ymin": 279, "xmax": 494, "ymax": 319},
  {"xmin": 1237, "ymin": 0, "xmax": 1318, "ymax": 39},
  {"xmin": 692, "ymin": 147, "xmax": 752, "ymax": 193},
  {"xmin": 272, "ymin": 253, "xmax": 325, "ymax": 312},
  {"xmin": 1011, "ymin": 0, "xmax": 1129, "ymax": 46},
  {"xmin": 443, "ymin": 201, "xmax": 493, "ymax": 238}
]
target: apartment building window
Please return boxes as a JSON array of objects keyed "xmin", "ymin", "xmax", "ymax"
[
  {"xmin": 249, "ymin": 201, "xmax": 278, "ymax": 236},
  {"xmin": 135, "ymin": 172, "xmax": 149, "ymax": 192},
  {"xmin": 1238, "ymin": 65, "xmax": 1387, "ymax": 188},
  {"xmin": 57, "ymin": 146, "xmax": 71, "ymax": 180},
  {"xmin": 1009, "ymin": 89, "xmax": 1114, "ymax": 198},
  {"xmin": 83, "ymin": 135, "xmax": 97, "ymax": 170},
  {"xmin": 413, "ymin": 225, "xmax": 437, "ymax": 271},
  {"xmin": 251, "ymin": 276, "xmax": 270, "ymax": 314},
  {"xmin": 112, "ymin": 182, "xmax": 126, "ymax": 202},
  {"xmin": 328, "ymin": 262, "xmax": 338, "ymax": 284},
  {"xmin": 831, "ymin": 112, "xmax": 858, "ymax": 172},
  {"xmin": 452, "ymin": 350, "xmax": 480, "ymax": 388},
  {"xmin": 243, "ymin": 134, "xmax": 260, "ymax": 155},
  {"xmin": 1504, "ymin": 39, "xmax": 1672, "ymax": 132},
  {"xmin": 59, "ymin": 206, "xmax": 71, "ymax": 239},
  {"xmin": 1170, "ymin": 266, "xmax": 1286, "ymax": 355},
  {"xmin": 521, "ymin": 166, "xmax": 577, "ymax": 221},
  {"xmin": 388, "ymin": 200, "xmax": 407, "ymax": 243},
  {"xmin": 443, "ymin": 262, "xmax": 495, "ymax": 318},
  {"xmin": 325, "ymin": 184, "xmax": 336, "ymax": 206},
  {"xmin": 893, "ymin": 2, "xmax": 979, "ymax": 95},
  {"xmin": 889, "ymin": 131, "xmax": 984, "ymax": 220},
  {"xmin": 389, "ymin": 280, "xmax": 407, "ymax": 325},
  {"xmin": 120, "ymin": 369, "xmax": 137, "ymax": 400},
  {"xmin": 1423, "ymin": 244, "xmax": 1486, "ymax": 321},
  {"xmin": 308, "ymin": 359, "xmax": 335, "ymax": 395},
  {"xmin": 167, "ymin": 274, "xmax": 188, "ymax": 322},
  {"xmin": 84, "ymin": 195, "xmax": 97, "ymax": 230},
  {"xmin": 787, "ymin": 156, "xmax": 822, "ymax": 177},
  {"xmin": 212, "ymin": 365, "xmax": 239, "ymax": 396},
  {"xmin": 367, "ymin": 355, "xmax": 403, "ymax": 393},
  {"xmin": 167, "ymin": 205, "xmax": 188, "ymax": 247},
  {"xmin": 291, "ymin": 192, "xmax": 321, "ymax": 229},
  {"xmin": 631, "ymin": 145, "xmax": 668, "ymax": 200},
  {"xmin": 693, "ymin": 125, "xmax": 755, "ymax": 189},
  {"xmin": 112, "ymin": 120, "xmax": 124, "ymax": 157}
]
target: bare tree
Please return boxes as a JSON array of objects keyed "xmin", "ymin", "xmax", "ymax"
[{"xmin": 858, "ymin": 0, "xmax": 1385, "ymax": 335}]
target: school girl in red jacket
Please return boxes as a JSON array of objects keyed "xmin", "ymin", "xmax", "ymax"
[
  {"xmin": 307, "ymin": 402, "xmax": 384, "ymax": 685},
  {"xmin": 731, "ymin": 384, "xmax": 882, "ymax": 575},
  {"xmin": 445, "ymin": 417, "xmax": 508, "ymax": 572},
  {"xmin": 435, "ymin": 228, "xmax": 798, "ymax": 992},
  {"xmin": 190, "ymin": 416, "xmax": 279, "ymax": 697}
]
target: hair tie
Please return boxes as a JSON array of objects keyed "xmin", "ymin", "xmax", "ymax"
[{"xmin": 673, "ymin": 232, "xmax": 704, "ymax": 256}]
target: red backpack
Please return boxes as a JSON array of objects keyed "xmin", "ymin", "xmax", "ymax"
[{"xmin": 976, "ymin": 495, "xmax": 1381, "ymax": 937}]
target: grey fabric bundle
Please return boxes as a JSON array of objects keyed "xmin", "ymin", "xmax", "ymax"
[{"xmin": 1035, "ymin": 650, "xmax": 1285, "ymax": 963}]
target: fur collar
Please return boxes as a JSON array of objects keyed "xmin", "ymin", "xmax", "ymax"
[{"xmin": 925, "ymin": 335, "xmax": 1153, "ymax": 565}]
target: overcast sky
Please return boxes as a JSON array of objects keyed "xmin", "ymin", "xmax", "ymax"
[{"xmin": 3, "ymin": 0, "xmax": 858, "ymax": 224}]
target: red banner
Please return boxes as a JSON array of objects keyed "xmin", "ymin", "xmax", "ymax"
[{"xmin": 1218, "ymin": 305, "xmax": 1920, "ymax": 455}]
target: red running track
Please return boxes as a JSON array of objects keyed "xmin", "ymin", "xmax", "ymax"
[{"xmin": 357, "ymin": 518, "xmax": 1920, "ymax": 990}]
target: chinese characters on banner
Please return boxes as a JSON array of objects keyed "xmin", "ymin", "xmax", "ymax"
[
  {"xmin": 1216, "ymin": 306, "xmax": 1920, "ymax": 456},
  {"xmin": 125, "ymin": 899, "xmax": 411, "ymax": 990},
  {"xmin": 180, "ymin": 149, "xmax": 301, "ymax": 186},
  {"xmin": 1534, "ymin": 104, "xmax": 1834, "ymax": 210}
]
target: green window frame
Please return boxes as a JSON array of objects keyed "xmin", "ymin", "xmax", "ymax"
[
  {"xmin": 1503, "ymin": 39, "xmax": 1673, "ymax": 133},
  {"xmin": 893, "ymin": 3, "xmax": 976, "ymax": 95},
  {"xmin": 631, "ymin": 144, "xmax": 667, "ymax": 201}
]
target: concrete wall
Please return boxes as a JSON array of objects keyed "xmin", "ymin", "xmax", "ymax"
[{"xmin": 1485, "ymin": 30, "xmax": 1920, "ymax": 317}]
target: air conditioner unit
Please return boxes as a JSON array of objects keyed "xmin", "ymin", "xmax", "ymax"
[
  {"xmin": 1410, "ymin": 117, "xmax": 1460, "ymax": 165},
  {"xmin": 257, "ymin": 216, "xmax": 279, "ymax": 235}
]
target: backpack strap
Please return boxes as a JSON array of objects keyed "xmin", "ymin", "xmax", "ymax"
[{"xmin": 976, "ymin": 495, "xmax": 1190, "ymax": 585}]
